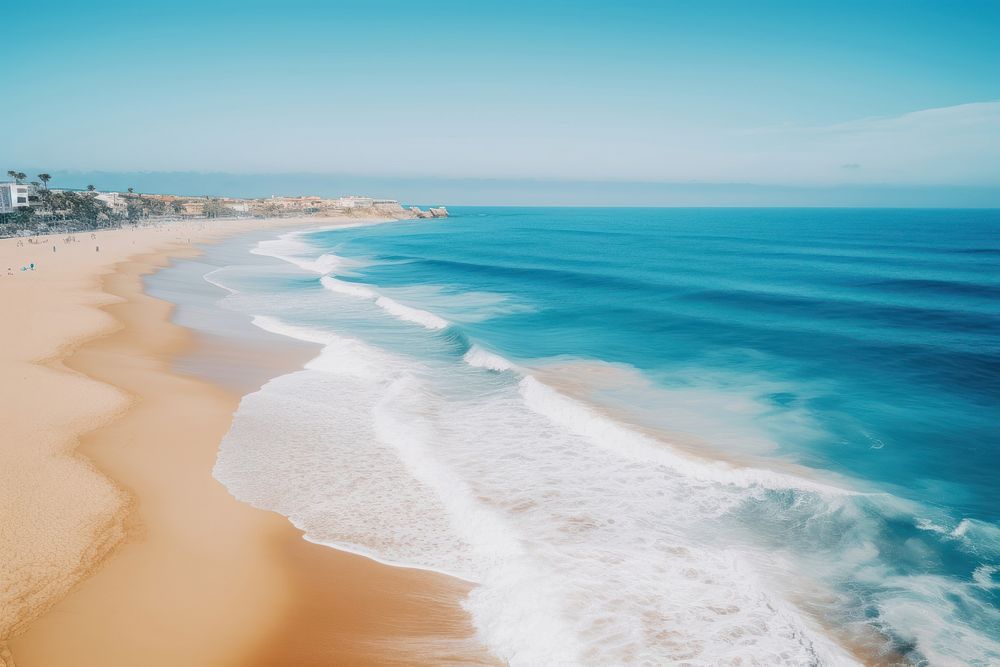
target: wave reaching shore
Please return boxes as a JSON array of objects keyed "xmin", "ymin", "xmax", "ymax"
[{"xmin": 193, "ymin": 210, "xmax": 999, "ymax": 665}]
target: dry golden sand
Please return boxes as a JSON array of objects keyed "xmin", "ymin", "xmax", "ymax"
[{"xmin": 0, "ymin": 220, "xmax": 491, "ymax": 666}]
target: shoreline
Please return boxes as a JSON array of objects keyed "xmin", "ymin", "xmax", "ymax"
[
  {"xmin": 0, "ymin": 219, "xmax": 490, "ymax": 665},
  {"xmin": 230, "ymin": 217, "xmax": 880, "ymax": 664}
]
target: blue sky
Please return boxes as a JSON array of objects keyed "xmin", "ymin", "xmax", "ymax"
[{"xmin": 4, "ymin": 1, "xmax": 1000, "ymax": 203}]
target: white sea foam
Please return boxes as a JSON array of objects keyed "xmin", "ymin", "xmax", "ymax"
[
  {"xmin": 319, "ymin": 275, "xmax": 377, "ymax": 299},
  {"xmin": 255, "ymin": 230, "xmax": 453, "ymax": 331},
  {"xmin": 215, "ymin": 230, "xmax": 1000, "ymax": 665},
  {"xmin": 217, "ymin": 237, "xmax": 902, "ymax": 664},
  {"xmin": 252, "ymin": 230, "xmax": 362, "ymax": 275},
  {"xmin": 251, "ymin": 313, "xmax": 335, "ymax": 346},
  {"xmin": 463, "ymin": 345, "xmax": 516, "ymax": 371},
  {"xmin": 376, "ymin": 284, "xmax": 537, "ymax": 323},
  {"xmin": 251, "ymin": 315, "xmax": 395, "ymax": 379},
  {"xmin": 320, "ymin": 276, "xmax": 450, "ymax": 330},
  {"xmin": 374, "ymin": 296, "xmax": 450, "ymax": 330},
  {"xmin": 194, "ymin": 224, "xmax": 1000, "ymax": 666},
  {"xmin": 972, "ymin": 565, "xmax": 998, "ymax": 590},
  {"xmin": 202, "ymin": 267, "xmax": 240, "ymax": 294},
  {"xmin": 519, "ymin": 375, "xmax": 853, "ymax": 496},
  {"xmin": 873, "ymin": 573, "xmax": 1000, "ymax": 664},
  {"xmin": 217, "ymin": 318, "xmax": 481, "ymax": 581},
  {"xmin": 215, "ymin": 312, "xmax": 865, "ymax": 665}
]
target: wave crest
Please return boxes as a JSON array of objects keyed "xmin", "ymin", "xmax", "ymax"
[
  {"xmin": 463, "ymin": 345, "xmax": 516, "ymax": 371},
  {"xmin": 320, "ymin": 276, "xmax": 450, "ymax": 330}
]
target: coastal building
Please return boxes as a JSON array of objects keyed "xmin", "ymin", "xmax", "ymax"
[
  {"xmin": 268, "ymin": 195, "xmax": 325, "ymax": 211},
  {"xmin": 181, "ymin": 201, "xmax": 205, "ymax": 216},
  {"xmin": 333, "ymin": 196, "xmax": 375, "ymax": 209},
  {"xmin": 95, "ymin": 192, "xmax": 129, "ymax": 215},
  {"xmin": 0, "ymin": 182, "xmax": 31, "ymax": 214},
  {"xmin": 222, "ymin": 198, "xmax": 250, "ymax": 214},
  {"xmin": 143, "ymin": 193, "xmax": 181, "ymax": 204},
  {"xmin": 142, "ymin": 193, "xmax": 191, "ymax": 214}
]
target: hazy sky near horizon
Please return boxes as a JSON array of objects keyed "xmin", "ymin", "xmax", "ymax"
[{"xmin": 5, "ymin": 0, "xmax": 1000, "ymax": 190}]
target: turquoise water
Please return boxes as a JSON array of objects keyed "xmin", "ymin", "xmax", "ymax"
[
  {"xmin": 318, "ymin": 208, "xmax": 1000, "ymax": 515},
  {"xmin": 197, "ymin": 208, "xmax": 999, "ymax": 664}
]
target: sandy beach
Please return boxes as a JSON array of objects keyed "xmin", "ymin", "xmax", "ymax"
[{"xmin": 0, "ymin": 220, "xmax": 490, "ymax": 666}]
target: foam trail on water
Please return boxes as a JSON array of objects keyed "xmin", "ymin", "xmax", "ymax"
[
  {"xmin": 319, "ymin": 275, "xmax": 377, "ymax": 298},
  {"xmin": 519, "ymin": 375, "xmax": 854, "ymax": 496},
  {"xmin": 216, "ymin": 312, "xmax": 864, "ymax": 665},
  {"xmin": 255, "ymin": 231, "xmax": 452, "ymax": 331},
  {"xmin": 251, "ymin": 313, "xmax": 335, "ymax": 345},
  {"xmin": 202, "ymin": 267, "xmax": 240, "ymax": 294},
  {"xmin": 320, "ymin": 276, "xmax": 450, "ymax": 330},
  {"xmin": 201, "ymin": 216, "xmax": 1000, "ymax": 666},
  {"xmin": 252, "ymin": 229, "xmax": 365, "ymax": 276},
  {"xmin": 463, "ymin": 345, "xmax": 516, "ymax": 371},
  {"xmin": 218, "ymin": 317, "xmax": 483, "ymax": 581},
  {"xmin": 371, "ymin": 373, "xmax": 595, "ymax": 663},
  {"xmin": 375, "ymin": 296, "xmax": 450, "ymax": 330},
  {"xmin": 252, "ymin": 315, "xmax": 397, "ymax": 378}
]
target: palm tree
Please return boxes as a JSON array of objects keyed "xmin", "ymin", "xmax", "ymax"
[
  {"xmin": 127, "ymin": 187, "xmax": 134, "ymax": 195},
  {"xmin": 16, "ymin": 172, "xmax": 26, "ymax": 183},
  {"xmin": 36, "ymin": 176, "xmax": 53, "ymax": 214},
  {"xmin": 87, "ymin": 184, "xmax": 96, "ymax": 192},
  {"xmin": 7, "ymin": 170, "xmax": 18, "ymax": 183}
]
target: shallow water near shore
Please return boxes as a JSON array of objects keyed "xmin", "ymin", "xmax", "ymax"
[{"xmin": 152, "ymin": 208, "xmax": 1000, "ymax": 665}]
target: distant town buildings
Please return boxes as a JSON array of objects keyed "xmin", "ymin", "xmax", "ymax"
[
  {"xmin": 268, "ymin": 195, "xmax": 326, "ymax": 211},
  {"xmin": 221, "ymin": 198, "xmax": 250, "ymax": 214},
  {"xmin": 182, "ymin": 201, "xmax": 205, "ymax": 216},
  {"xmin": 332, "ymin": 196, "xmax": 374, "ymax": 209},
  {"xmin": 2, "ymin": 180, "xmax": 446, "ymax": 226},
  {"xmin": 263, "ymin": 194, "xmax": 412, "ymax": 216}
]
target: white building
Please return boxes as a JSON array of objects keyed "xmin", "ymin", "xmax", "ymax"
[
  {"xmin": 223, "ymin": 199, "xmax": 250, "ymax": 214},
  {"xmin": 333, "ymin": 196, "xmax": 375, "ymax": 209},
  {"xmin": 95, "ymin": 192, "xmax": 129, "ymax": 215},
  {"xmin": 0, "ymin": 182, "xmax": 31, "ymax": 214}
]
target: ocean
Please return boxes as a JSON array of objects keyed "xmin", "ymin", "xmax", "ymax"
[{"xmin": 151, "ymin": 208, "xmax": 1000, "ymax": 665}]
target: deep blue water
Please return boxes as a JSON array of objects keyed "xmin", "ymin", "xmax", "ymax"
[
  {"xmin": 321, "ymin": 208, "xmax": 1000, "ymax": 520},
  {"xmin": 197, "ymin": 207, "xmax": 1000, "ymax": 664}
]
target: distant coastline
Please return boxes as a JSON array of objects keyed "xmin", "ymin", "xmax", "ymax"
[
  {"xmin": 1, "ymin": 174, "xmax": 447, "ymax": 239},
  {"xmin": 11, "ymin": 170, "xmax": 1000, "ymax": 208}
]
